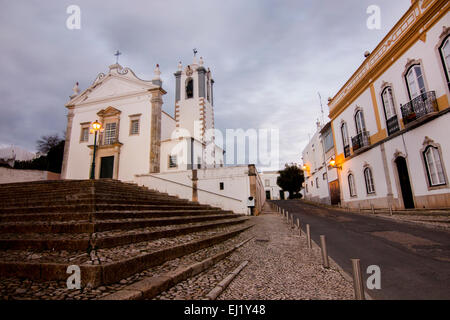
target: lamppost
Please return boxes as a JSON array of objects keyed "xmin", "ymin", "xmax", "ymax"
[{"xmin": 90, "ymin": 120, "xmax": 102, "ymax": 179}]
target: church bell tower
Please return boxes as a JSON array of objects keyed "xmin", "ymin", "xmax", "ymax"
[{"xmin": 173, "ymin": 55, "xmax": 215, "ymax": 143}]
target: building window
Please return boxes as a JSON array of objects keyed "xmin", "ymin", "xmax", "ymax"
[
  {"xmin": 80, "ymin": 126, "xmax": 89, "ymax": 143},
  {"xmin": 381, "ymin": 87, "xmax": 400, "ymax": 135},
  {"xmin": 364, "ymin": 168, "xmax": 376, "ymax": 194},
  {"xmin": 323, "ymin": 173, "xmax": 327, "ymax": 181},
  {"xmin": 423, "ymin": 146, "xmax": 446, "ymax": 187},
  {"xmin": 316, "ymin": 177, "xmax": 319, "ymax": 189},
  {"xmin": 354, "ymin": 110, "xmax": 366, "ymax": 134},
  {"xmin": 382, "ymin": 87, "xmax": 396, "ymax": 119},
  {"xmin": 265, "ymin": 179, "xmax": 270, "ymax": 187},
  {"xmin": 348, "ymin": 174, "xmax": 357, "ymax": 197},
  {"xmin": 405, "ymin": 64, "xmax": 426, "ymax": 100},
  {"xmin": 323, "ymin": 130, "xmax": 334, "ymax": 152},
  {"xmin": 219, "ymin": 182, "xmax": 224, "ymax": 190},
  {"xmin": 104, "ymin": 123, "xmax": 117, "ymax": 145},
  {"xmin": 186, "ymin": 78, "xmax": 194, "ymax": 99},
  {"xmin": 341, "ymin": 122, "xmax": 350, "ymax": 157},
  {"xmin": 169, "ymin": 155, "xmax": 178, "ymax": 168},
  {"xmin": 439, "ymin": 35, "xmax": 450, "ymax": 90},
  {"xmin": 130, "ymin": 119, "xmax": 140, "ymax": 135}
]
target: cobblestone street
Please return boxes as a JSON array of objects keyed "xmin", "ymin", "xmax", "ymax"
[
  {"xmin": 153, "ymin": 205, "xmax": 354, "ymax": 301},
  {"xmin": 216, "ymin": 209, "xmax": 354, "ymax": 300}
]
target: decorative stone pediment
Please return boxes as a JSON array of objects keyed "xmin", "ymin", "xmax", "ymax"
[
  {"xmin": 97, "ymin": 106, "xmax": 121, "ymax": 118},
  {"xmin": 66, "ymin": 64, "xmax": 162, "ymax": 107}
]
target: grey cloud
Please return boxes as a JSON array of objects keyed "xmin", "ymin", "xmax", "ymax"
[{"xmin": 0, "ymin": 0, "xmax": 410, "ymax": 167}]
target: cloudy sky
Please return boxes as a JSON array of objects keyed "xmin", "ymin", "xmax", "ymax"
[{"xmin": 0, "ymin": 0, "xmax": 411, "ymax": 169}]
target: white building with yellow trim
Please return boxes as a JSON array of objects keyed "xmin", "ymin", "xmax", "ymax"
[{"xmin": 327, "ymin": 0, "xmax": 450, "ymax": 209}]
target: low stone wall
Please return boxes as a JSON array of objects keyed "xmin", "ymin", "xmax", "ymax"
[{"xmin": 0, "ymin": 167, "xmax": 60, "ymax": 184}]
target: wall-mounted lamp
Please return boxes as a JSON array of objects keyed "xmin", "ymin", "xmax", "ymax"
[{"xmin": 329, "ymin": 158, "xmax": 342, "ymax": 170}]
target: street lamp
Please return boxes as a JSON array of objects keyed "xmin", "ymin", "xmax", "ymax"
[
  {"xmin": 90, "ymin": 120, "xmax": 102, "ymax": 179},
  {"xmin": 329, "ymin": 157, "xmax": 342, "ymax": 170}
]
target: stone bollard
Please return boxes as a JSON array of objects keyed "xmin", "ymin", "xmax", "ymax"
[
  {"xmin": 306, "ymin": 224, "xmax": 312, "ymax": 249},
  {"xmin": 351, "ymin": 259, "xmax": 365, "ymax": 300},
  {"xmin": 320, "ymin": 235, "xmax": 330, "ymax": 269}
]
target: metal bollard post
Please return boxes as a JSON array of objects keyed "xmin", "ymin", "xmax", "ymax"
[
  {"xmin": 297, "ymin": 219, "xmax": 302, "ymax": 236},
  {"xmin": 320, "ymin": 235, "xmax": 330, "ymax": 269},
  {"xmin": 351, "ymin": 259, "xmax": 365, "ymax": 300},
  {"xmin": 389, "ymin": 206, "xmax": 393, "ymax": 216},
  {"xmin": 306, "ymin": 224, "xmax": 312, "ymax": 249}
]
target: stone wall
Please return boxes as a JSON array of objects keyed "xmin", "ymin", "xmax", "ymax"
[{"xmin": 0, "ymin": 167, "xmax": 60, "ymax": 184}]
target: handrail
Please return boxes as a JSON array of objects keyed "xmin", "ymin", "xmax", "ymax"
[{"xmin": 136, "ymin": 173, "xmax": 243, "ymax": 203}]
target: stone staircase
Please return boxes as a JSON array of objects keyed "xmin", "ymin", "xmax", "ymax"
[{"xmin": 0, "ymin": 179, "xmax": 253, "ymax": 294}]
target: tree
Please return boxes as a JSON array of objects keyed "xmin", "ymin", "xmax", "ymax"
[
  {"xmin": 14, "ymin": 136, "xmax": 65, "ymax": 173},
  {"xmin": 36, "ymin": 134, "xmax": 62, "ymax": 155},
  {"xmin": 277, "ymin": 164, "xmax": 305, "ymax": 199}
]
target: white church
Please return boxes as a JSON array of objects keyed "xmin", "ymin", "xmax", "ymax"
[{"xmin": 60, "ymin": 55, "xmax": 265, "ymax": 215}]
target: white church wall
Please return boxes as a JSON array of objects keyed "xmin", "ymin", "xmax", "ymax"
[
  {"xmin": 135, "ymin": 166, "xmax": 256, "ymax": 214},
  {"xmin": 0, "ymin": 167, "xmax": 60, "ymax": 184}
]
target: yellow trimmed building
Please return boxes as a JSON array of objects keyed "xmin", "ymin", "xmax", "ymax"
[{"xmin": 327, "ymin": 0, "xmax": 450, "ymax": 209}]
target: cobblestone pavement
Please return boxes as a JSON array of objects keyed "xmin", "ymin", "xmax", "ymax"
[{"xmin": 155, "ymin": 209, "xmax": 354, "ymax": 300}]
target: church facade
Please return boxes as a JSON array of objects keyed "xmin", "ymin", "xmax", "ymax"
[
  {"xmin": 61, "ymin": 56, "xmax": 264, "ymax": 215},
  {"xmin": 61, "ymin": 57, "xmax": 224, "ymax": 182}
]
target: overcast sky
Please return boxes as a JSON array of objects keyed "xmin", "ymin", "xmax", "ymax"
[{"xmin": 0, "ymin": 0, "xmax": 411, "ymax": 168}]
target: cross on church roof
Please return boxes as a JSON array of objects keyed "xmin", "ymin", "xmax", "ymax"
[
  {"xmin": 114, "ymin": 50, "xmax": 122, "ymax": 64},
  {"xmin": 193, "ymin": 48, "xmax": 198, "ymax": 57}
]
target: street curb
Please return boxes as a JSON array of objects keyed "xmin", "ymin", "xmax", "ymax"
[
  {"xmin": 205, "ymin": 260, "xmax": 249, "ymax": 300},
  {"xmin": 98, "ymin": 236, "xmax": 254, "ymax": 300},
  {"xmin": 275, "ymin": 206, "xmax": 374, "ymax": 301}
]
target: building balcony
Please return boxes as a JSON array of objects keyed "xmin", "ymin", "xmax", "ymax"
[
  {"xmin": 386, "ymin": 115, "xmax": 400, "ymax": 136},
  {"xmin": 351, "ymin": 130, "xmax": 370, "ymax": 153},
  {"xmin": 401, "ymin": 91, "xmax": 438, "ymax": 126}
]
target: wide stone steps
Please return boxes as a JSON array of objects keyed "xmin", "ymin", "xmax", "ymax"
[
  {"xmin": 0, "ymin": 214, "xmax": 239, "ymax": 233},
  {"xmin": 0, "ymin": 217, "xmax": 250, "ymax": 250},
  {"xmin": 0, "ymin": 179, "xmax": 253, "ymax": 290},
  {"xmin": 0, "ymin": 223, "xmax": 253, "ymax": 286},
  {"xmin": 0, "ymin": 203, "xmax": 215, "ymax": 215},
  {"xmin": 0, "ymin": 197, "xmax": 192, "ymax": 209},
  {"xmin": 0, "ymin": 209, "xmax": 232, "ymax": 223}
]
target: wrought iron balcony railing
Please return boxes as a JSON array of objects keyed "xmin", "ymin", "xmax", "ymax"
[
  {"xmin": 401, "ymin": 91, "xmax": 438, "ymax": 126},
  {"xmin": 386, "ymin": 115, "xmax": 400, "ymax": 136},
  {"xmin": 351, "ymin": 130, "xmax": 370, "ymax": 152}
]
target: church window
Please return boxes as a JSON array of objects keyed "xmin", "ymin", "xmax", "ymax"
[
  {"xmin": 186, "ymin": 78, "xmax": 194, "ymax": 99},
  {"xmin": 130, "ymin": 119, "xmax": 140, "ymax": 135},
  {"xmin": 104, "ymin": 123, "xmax": 117, "ymax": 145},
  {"xmin": 80, "ymin": 126, "xmax": 89, "ymax": 143},
  {"xmin": 169, "ymin": 155, "xmax": 178, "ymax": 168},
  {"xmin": 220, "ymin": 182, "xmax": 224, "ymax": 190}
]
